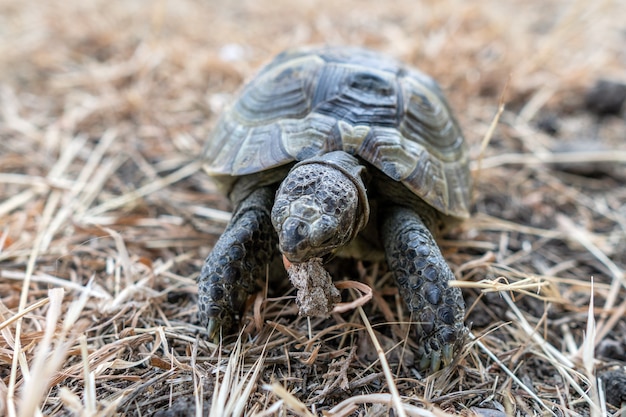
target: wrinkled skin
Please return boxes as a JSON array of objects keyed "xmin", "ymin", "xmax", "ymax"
[{"xmin": 271, "ymin": 163, "xmax": 360, "ymax": 263}]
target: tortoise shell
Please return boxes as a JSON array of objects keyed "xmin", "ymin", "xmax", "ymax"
[{"xmin": 203, "ymin": 46, "xmax": 470, "ymax": 219}]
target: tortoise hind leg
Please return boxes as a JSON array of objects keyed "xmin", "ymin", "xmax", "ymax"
[
  {"xmin": 380, "ymin": 205, "xmax": 466, "ymax": 373},
  {"xmin": 198, "ymin": 186, "xmax": 278, "ymax": 340}
]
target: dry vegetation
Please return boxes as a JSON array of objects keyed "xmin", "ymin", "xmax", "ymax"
[{"xmin": 1, "ymin": 0, "xmax": 626, "ymax": 416}]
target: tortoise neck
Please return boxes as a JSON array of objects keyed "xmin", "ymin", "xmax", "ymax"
[{"xmin": 229, "ymin": 167, "xmax": 288, "ymax": 205}]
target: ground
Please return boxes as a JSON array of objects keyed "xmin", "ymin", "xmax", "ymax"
[{"xmin": 1, "ymin": 0, "xmax": 625, "ymax": 416}]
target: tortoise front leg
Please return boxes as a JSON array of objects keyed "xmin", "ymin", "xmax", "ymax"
[
  {"xmin": 198, "ymin": 186, "xmax": 278, "ymax": 340},
  {"xmin": 380, "ymin": 205, "xmax": 466, "ymax": 373}
]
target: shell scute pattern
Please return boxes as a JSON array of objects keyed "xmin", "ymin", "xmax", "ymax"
[
  {"xmin": 235, "ymin": 56, "xmax": 323, "ymax": 124},
  {"xmin": 311, "ymin": 65, "xmax": 400, "ymax": 127},
  {"xmin": 203, "ymin": 46, "xmax": 470, "ymax": 218}
]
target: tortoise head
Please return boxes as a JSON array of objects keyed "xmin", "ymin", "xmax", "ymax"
[{"xmin": 271, "ymin": 151, "xmax": 369, "ymax": 263}]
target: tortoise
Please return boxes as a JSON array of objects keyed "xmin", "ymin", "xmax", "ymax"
[{"xmin": 198, "ymin": 46, "xmax": 470, "ymax": 373}]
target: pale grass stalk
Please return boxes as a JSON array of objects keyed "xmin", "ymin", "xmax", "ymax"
[
  {"xmin": 7, "ymin": 188, "xmax": 60, "ymax": 417},
  {"xmin": 76, "ymin": 155, "xmax": 127, "ymax": 215},
  {"xmin": 560, "ymin": 323, "xmax": 578, "ymax": 357},
  {"xmin": 581, "ymin": 282, "xmax": 601, "ymax": 417},
  {"xmin": 103, "ymin": 226, "xmax": 134, "ymax": 287},
  {"xmin": 17, "ymin": 283, "xmax": 90, "ymax": 417},
  {"xmin": 9, "ymin": 127, "xmax": 93, "ymax": 414},
  {"xmin": 596, "ymin": 377, "xmax": 608, "ymax": 416},
  {"xmin": 594, "ymin": 297, "xmax": 626, "ymax": 347},
  {"xmin": 264, "ymin": 383, "xmax": 315, "ymax": 417},
  {"xmin": 102, "ymin": 274, "xmax": 159, "ymax": 313},
  {"xmin": 86, "ymin": 159, "xmax": 203, "ymax": 217},
  {"xmin": 357, "ymin": 306, "xmax": 407, "ymax": 417},
  {"xmin": 0, "ymin": 173, "xmax": 73, "ymax": 188},
  {"xmin": 48, "ymin": 135, "xmax": 88, "ymax": 179},
  {"xmin": 41, "ymin": 130, "xmax": 118, "ymax": 248},
  {"xmin": 0, "ymin": 297, "xmax": 49, "ymax": 331},
  {"xmin": 80, "ymin": 336, "xmax": 96, "ymax": 415},
  {"xmin": 187, "ymin": 336, "xmax": 203, "ymax": 417},
  {"xmin": 251, "ymin": 400, "xmax": 283, "ymax": 417},
  {"xmin": 58, "ymin": 388, "xmax": 83, "ymax": 414},
  {"xmin": 470, "ymin": 213, "xmax": 564, "ymax": 239},
  {"xmin": 328, "ymin": 393, "xmax": 457, "ymax": 417},
  {"xmin": 454, "ymin": 275, "xmax": 550, "ymax": 295},
  {"xmin": 16, "ymin": 289, "xmax": 63, "ymax": 417},
  {"xmin": 472, "ymin": 75, "xmax": 506, "ymax": 202},
  {"xmin": 0, "ymin": 270, "xmax": 111, "ymax": 300},
  {"xmin": 475, "ymin": 150, "xmax": 626, "ymax": 170},
  {"xmin": 517, "ymin": 85, "xmax": 557, "ymax": 123},
  {"xmin": 190, "ymin": 205, "xmax": 233, "ymax": 224},
  {"xmin": 211, "ymin": 342, "xmax": 225, "ymax": 413},
  {"xmin": 210, "ymin": 333, "xmax": 267, "ymax": 417},
  {"xmin": 0, "ymin": 189, "xmax": 43, "ymax": 219},
  {"xmin": 39, "ymin": 135, "xmax": 89, "ymax": 249},
  {"xmin": 232, "ymin": 353, "xmax": 265, "ymax": 417},
  {"xmin": 0, "ymin": 86, "xmax": 41, "ymax": 139},
  {"xmin": 73, "ymin": 130, "xmax": 117, "ymax": 193}
]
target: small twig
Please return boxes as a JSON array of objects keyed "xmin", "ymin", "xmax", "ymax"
[
  {"xmin": 472, "ymin": 75, "xmax": 508, "ymax": 203},
  {"xmin": 474, "ymin": 150, "xmax": 626, "ymax": 170}
]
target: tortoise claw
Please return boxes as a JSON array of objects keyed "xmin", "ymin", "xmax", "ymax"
[
  {"xmin": 430, "ymin": 350, "xmax": 442, "ymax": 374},
  {"xmin": 417, "ymin": 345, "xmax": 442, "ymax": 374},
  {"xmin": 418, "ymin": 350, "xmax": 431, "ymax": 372},
  {"xmin": 442, "ymin": 342, "xmax": 454, "ymax": 367},
  {"xmin": 206, "ymin": 318, "xmax": 220, "ymax": 344}
]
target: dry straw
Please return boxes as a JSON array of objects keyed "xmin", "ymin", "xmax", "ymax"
[{"xmin": 1, "ymin": 0, "xmax": 625, "ymax": 415}]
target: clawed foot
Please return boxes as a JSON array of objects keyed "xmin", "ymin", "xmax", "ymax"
[
  {"xmin": 415, "ymin": 325, "xmax": 467, "ymax": 374},
  {"xmin": 199, "ymin": 300, "xmax": 238, "ymax": 344}
]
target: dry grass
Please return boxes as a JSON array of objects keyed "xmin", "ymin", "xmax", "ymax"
[{"xmin": 1, "ymin": 0, "xmax": 626, "ymax": 415}]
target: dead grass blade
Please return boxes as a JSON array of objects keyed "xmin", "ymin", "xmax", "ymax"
[
  {"xmin": 357, "ymin": 306, "xmax": 407, "ymax": 417},
  {"xmin": 332, "ymin": 280, "xmax": 373, "ymax": 314},
  {"xmin": 475, "ymin": 150, "xmax": 626, "ymax": 170},
  {"xmin": 16, "ymin": 283, "xmax": 90, "ymax": 417},
  {"xmin": 263, "ymin": 383, "xmax": 315, "ymax": 417},
  {"xmin": 85, "ymin": 160, "xmax": 203, "ymax": 217},
  {"xmin": 328, "ymin": 393, "xmax": 457, "ymax": 417},
  {"xmin": 210, "ymin": 333, "xmax": 267, "ymax": 417},
  {"xmin": 472, "ymin": 75, "xmax": 507, "ymax": 201}
]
